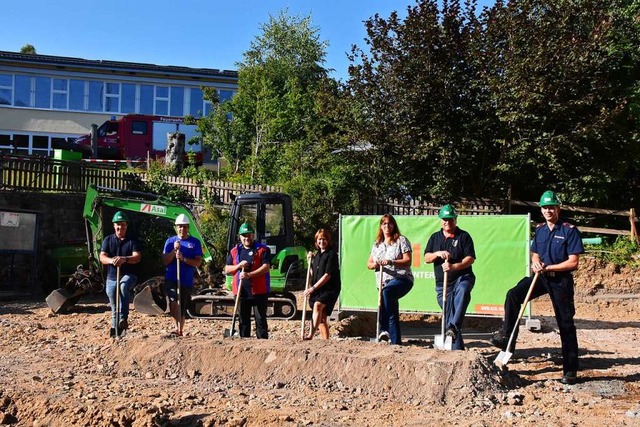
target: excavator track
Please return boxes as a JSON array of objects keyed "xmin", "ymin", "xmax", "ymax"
[{"xmin": 188, "ymin": 289, "xmax": 298, "ymax": 320}]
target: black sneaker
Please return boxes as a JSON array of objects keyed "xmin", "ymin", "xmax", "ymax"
[
  {"xmin": 561, "ymin": 371, "xmax": 578, "ymax": 385},
  {"xmin": 118, "ymin": 318, "xmax": 128, "ymax": 330},
  {"xmin": 109, "ymin": 328, "xmax": 116, "ymax": 338}
]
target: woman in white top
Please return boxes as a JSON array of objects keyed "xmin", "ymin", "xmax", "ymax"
[{"xmin": 366, "ymin": 214, "xmax": 414, "ymax": 345}]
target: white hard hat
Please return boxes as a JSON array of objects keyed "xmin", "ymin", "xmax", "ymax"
[{"xmin": 175, "ymin": 214, "xmax": 190, "ymax": 225}]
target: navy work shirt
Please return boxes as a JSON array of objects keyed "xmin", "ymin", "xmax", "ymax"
[
  {"xmin": 424, "ymin": 228, "xmax": 476, "ymax": 284},
  {"xmin": 531, "ymin": 220, "xmax": 584, "ymax": 268},
  {"xmin": 101, "ymin": 234, "xmax": 142, "ymax": 280}
]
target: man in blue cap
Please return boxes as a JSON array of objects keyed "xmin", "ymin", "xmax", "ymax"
[
  {"xmin": 424, "ymin": 204, "xmax": 476, "ymax": 350},
  {"xmin": 491, "ymin": 190, "xmax": 584, "ymax": 385}
]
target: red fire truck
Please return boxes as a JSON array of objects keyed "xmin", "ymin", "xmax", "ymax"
[{"xmin": 71, "ymin": 114, "xmax": 202, "ymax": 164}]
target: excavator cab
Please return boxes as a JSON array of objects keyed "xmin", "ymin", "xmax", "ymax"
[{"xmin": 190, "ymin": 193, "xmax": 307, "ymax": 320}]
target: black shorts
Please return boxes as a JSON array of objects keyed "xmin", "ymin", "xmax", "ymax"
[{"xmin": 164, "ymin": 280, "xmax": 192, "ymax": 316}]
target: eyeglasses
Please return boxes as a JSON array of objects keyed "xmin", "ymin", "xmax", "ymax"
[{"xmin": 381, "ymin": 223, "xmax": 392, "ymax": 227}]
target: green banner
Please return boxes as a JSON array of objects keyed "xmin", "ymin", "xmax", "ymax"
[{"xmin": 338, "ymin": 215, "xmax": 530, "ymax": 316}]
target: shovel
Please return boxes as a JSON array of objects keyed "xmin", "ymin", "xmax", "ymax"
[
  {"xmin": 300, "ymin": 256, "xmax": 313, "ymax": 340},
  {"xmin": 494, "ymin": 272, "xmax": 540, "ymax": 367},
  {"xmin": 370, "ymin": 264, "xmax": 385, "ymax": 342},
  {"xmin": 176, "ymin": 256, "xmax": 181, "ymax": 327},
  {"xmin": 114, "ymin": 265, "xmax": 121, "ymax": 338},
  {"xmin": 434, "ymin": 271, "xmax": 452, "ymax": 350},
  {"xmin": 224, "ymin": 268, "xmax": 246, "ymax": 338}
]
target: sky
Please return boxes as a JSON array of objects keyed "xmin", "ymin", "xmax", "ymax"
[{"xmin": 1, "ymin": 0, "xmax": 495, "ymax": 82}]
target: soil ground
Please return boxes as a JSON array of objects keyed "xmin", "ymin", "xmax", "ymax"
[{"xmin": 1, "ymin": 257, "xmax": 639, "ymax": 426}]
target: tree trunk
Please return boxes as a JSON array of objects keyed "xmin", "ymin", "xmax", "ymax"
[{"xmin": 166, "ymin": 132, "xmax": 185, "ymax": 174}]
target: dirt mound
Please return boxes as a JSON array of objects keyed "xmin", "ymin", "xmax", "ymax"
[{"xmin": 1, "ymin": 258, "xmax": 639, "ymax": 426}]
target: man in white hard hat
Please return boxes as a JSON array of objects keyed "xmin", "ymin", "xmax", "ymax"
[{"xmin": 161, "ymin": 214, "xmax": 203, "ymax": 336}]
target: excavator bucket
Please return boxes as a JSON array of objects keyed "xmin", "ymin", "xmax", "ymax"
[
  {"xmin": 133, "ymin": 277, "xmax": 168, "ymax": 315},
  {"xmin": 46, "ymin": 288, "xmax": 85, "ymax": 314}
]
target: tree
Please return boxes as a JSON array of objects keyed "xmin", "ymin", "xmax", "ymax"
[
  {"xmin": 199, "ymin": 10, "xmax": 328, "ymax": 183},
  {"xmin": 20, "ymin": 44, "xmax": 36, "ymax": 54},
  {"xmin": 482, "ymin": 0, "xmax": 640, "ymax": 205},
  {"xmin": 346, "ymin": 0, "xmax": 640, "ymax": 206}
]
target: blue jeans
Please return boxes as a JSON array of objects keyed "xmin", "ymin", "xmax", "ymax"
[
  {"xmin": 106, "ymin": 274, "xmax": 137, "ymax": 328},
  {"xmin": 436, "ymin": 274, "xmax": 475, "ymax": 350},
  {"xmin": 380, "ymin": 277, "xmax": 413, "ymax": 345}
]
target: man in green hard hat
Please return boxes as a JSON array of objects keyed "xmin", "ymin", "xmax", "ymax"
[
  {"xmin": 224, "ymin": 222, "xmax": 272, "ymax": 338},
  {"xmin": 424, "ymin": 204, "xmax": 477, "ymax": 350},
  {"xmin": 491, "ymin": 190, "xmax": 584, "ymax": 385},
  {"xmin": 99, "ymin": 211, "xmax": 142, "ymax": 338}
]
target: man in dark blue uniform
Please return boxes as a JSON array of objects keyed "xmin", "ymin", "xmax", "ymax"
[{"xmin": 491, "ymin": 190, "xmax": 584, "ymax": 385}]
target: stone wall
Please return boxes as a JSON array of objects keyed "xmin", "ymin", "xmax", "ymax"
[{"xmin": 0, "ymin": 192, "xmax": 86, "ymax": 296}]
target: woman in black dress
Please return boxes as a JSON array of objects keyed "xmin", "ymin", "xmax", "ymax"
[{"xmin": 304, "ymin": 229, "xmax": 341, "ymax": 340}]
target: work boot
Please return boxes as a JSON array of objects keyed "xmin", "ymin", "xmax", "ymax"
[
  {"xmin": 445, "ymin": 326, "xmax": 457, "ymax": 341},
  {"xmin": 378, "ymin": 331, "xmax": 390, "ymax": 342},
  {"xmin": 490, "ymin": 332, "xmax": 515, "ymax": 352},
  {"xmin": 109, "ymin": 328, "xmax": 116, "ymax": 338},
  {"xmin": 561, "ymin": 371, "xmax": 577, "ymax": 385},
  {"xmin": 118, "ymin": 318, "xmax": 128, "ymax": 331}
]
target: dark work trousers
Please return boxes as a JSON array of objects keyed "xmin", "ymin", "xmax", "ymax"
[
  {"xmin": 436, "ymin": 273, "xmax": 475, "ymax": 350},
  {"xmin": 502, "ymin": 274, "xmax": 578, "ymax": 374},
  {"xmin": 239, "ymin": 293, "xmax": 269, "ymax": 339},
  {"xmin": 380, "ymin": 277, "xmax": 413, "ymax": 345}
]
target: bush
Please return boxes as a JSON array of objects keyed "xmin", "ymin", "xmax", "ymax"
[{"xmin": 588, "ymin": 237, "xmax": 640, "ymax": 268}]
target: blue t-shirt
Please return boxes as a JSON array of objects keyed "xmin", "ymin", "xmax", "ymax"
[
  {"xmin": 531, "ymin": 220, "xmax": 584, "ymax": 268},
  {"xmin": 163, "ymin": 235, "xmax": 203, "ymax": 287},
  {"xmin": 101, "ymin": 234, "xmax": 142, "ymax": 280}
]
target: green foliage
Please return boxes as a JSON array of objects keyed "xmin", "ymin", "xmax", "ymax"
[
  {"xmin": 196, "ymin": 204, "xmax": 231, "ymax": 271},
  {"xmin": 20, "ymin": 44, "xmax": 36, "ymax": 54},
  {"xmin": 129, "ymin": 160, "xmax": 195, "ymax": 204},
  {"xmin": 346, "ymin": 0, "xmax": 640, "ymax": 207},
  {"xmin": 589, "ymin": 237, "xmax": 640, "ymax": 268}
]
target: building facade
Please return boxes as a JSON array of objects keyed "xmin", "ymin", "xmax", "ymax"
[{"xmin": 0, "ymin": 51, "xmax": 238, "ymax": 161}]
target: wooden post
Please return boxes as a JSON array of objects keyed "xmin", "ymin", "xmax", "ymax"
[{"xmin": 630, "ymin": 208, "xmax": 639, "ymax": 244}]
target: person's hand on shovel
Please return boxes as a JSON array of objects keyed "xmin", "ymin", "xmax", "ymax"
[{"xmin": 174, "ymin": 240, "xmax": 183, "ymax": 260}]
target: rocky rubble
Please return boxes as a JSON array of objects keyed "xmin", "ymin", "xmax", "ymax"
[{"xmin": 0, "ymin": 260, "xmax": 638, "ymax": 426}]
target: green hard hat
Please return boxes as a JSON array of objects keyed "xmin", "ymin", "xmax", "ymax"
[
  {"xmin": 438, "ymin": 204, "xmax": 458, "ymax": 219},
  {"xmin": 238, "ymin": 222, "xmax": 255, "ymax": 235},
  {"xmin": 539, "ymin": 190, "xmax": 560, "ymax": 207},
  {"xmin": 112, "ymin": 211, "xmax": 129, "ymax": 223}
]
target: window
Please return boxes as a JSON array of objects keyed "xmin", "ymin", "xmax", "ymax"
[
  {"xmin": 131, "ymin": 121, "xmax": 148, "ymax": 135},
  {"xmin": 265, "ymin": 203, "xmax": 285, "ymax": 238},
  {"xmin": 170, "ymin": 86, "xmax": 183, "ymax": 116},
  {"xmin": 14, "ymin": 75, "xmax": 31, "ymax": 107},
  {"xmin": 32, "ymin": 135, "xmax": 49, "ymax": 150},
  {"xmin": 219, "ymin": 89, "xmax": 234, "ymax": 103},
  {"xmin": 140, "ymin": 85, "xmax": 153, "ymax": 114},
  {"xmin": 0, "ymin": 74, "xmax": 12, "ymax": 105},
  {"xmin": 155, "ymin": 86, "xmax": 169, "ymax": 115},
  {"xmin": 69, "ymin": 79, "xmax": 85, "ymax": 110},
  {"xmin": 121, "ymin": 83, "xmax": 136, "ymax": 113},
  {"xmin": 35, "ymin": 77, "xmax": 51, "ymax": 108},
  {"xmin": 189, "ymin": 88, "xmax": 203, "ymax": 116},
  {"xmin": 88, "ymin": 81, "xmax": 104, "ymax": 112},
  {"xmin": 13, "ymin": 134, "xmax": 29, "ymax": 152},
  {"xmin": 105, "ymin": 82, "xmax": 120, "ymax": 112},
  {"xmin": 52, "ymin": 78, "xmax": 68, "ymax": 109}
]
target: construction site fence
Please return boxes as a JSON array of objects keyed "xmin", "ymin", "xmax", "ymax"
[{"xmin": 1, "ymin": 154, "xmax": 637, "ymax": 242}]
